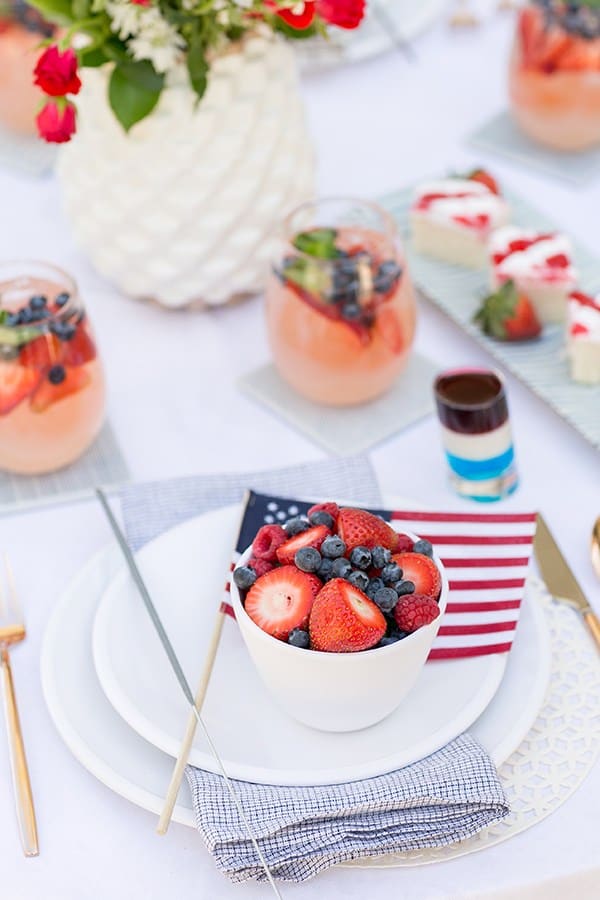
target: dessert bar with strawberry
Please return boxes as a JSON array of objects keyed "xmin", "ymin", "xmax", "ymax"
[
  {"xmin": 410, "ymin": 170, "xmax": 510, "ymax": 269},
  {"xmin": 566, "ymin": 290, "xmax": 600, "ymax": 384},
  {"xmin": 474, "ymin": 280, "xmax": 541, "ymax": 342},
  {"xmin": 233, "ymin": 503, "xmax": 442, "ymax": 654},
  {"xmin": 488, "ymin": 226, "xmax": 577, "ymax": 324}
]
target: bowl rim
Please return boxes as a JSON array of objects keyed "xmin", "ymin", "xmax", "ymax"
[{"xmin": 230, "ymin": 527, "xmax": 449, "ymax": 662}]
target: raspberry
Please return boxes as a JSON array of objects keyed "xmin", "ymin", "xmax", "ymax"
[
  {"xmin": 251, "ymin": 524, "xmax": 287, "ymax": 561},
  {"xmin": 394, "ymin": 533, "xmax": 414, "ymax": 553},
  {"xmin": 307, "ymin": 502, "xmax": 339, "ymax": 525},
  {"xmin": 247, "ymin": 557, "xmax": 275, "ymax": 578},
  {"xmin": 393, "ymin": 594, "xmax": 439, "ymax": 633}
]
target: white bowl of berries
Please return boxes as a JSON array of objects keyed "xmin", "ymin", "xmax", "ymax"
[{"xmin": 230, "ymin": 503, "xmax": 448, "ymax": 733}]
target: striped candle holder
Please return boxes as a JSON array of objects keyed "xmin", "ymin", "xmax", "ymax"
[{"xmin": 434, "ymin": 369, "xmax": 519, "ymax": 502}]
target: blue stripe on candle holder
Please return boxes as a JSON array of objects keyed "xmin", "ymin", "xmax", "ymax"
[{"xmin": 446, "ymin": 447, "xmax": 515, "ymax": 481}]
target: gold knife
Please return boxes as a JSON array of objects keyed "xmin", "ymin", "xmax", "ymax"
[{"xmin": 534, "ymin": 514, "xmax": 600, "ymax": 650}]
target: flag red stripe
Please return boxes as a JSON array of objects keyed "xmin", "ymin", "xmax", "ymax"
[
  {"xmin": 449, "ymin": 578, "xmax": 526, "ymax": 591},
  {"xmin": 392, "ymin": 511, "xmax": 537, "ymax": 524},
  {"xmin": 446, "ymin": 600, "xmax": 521, "ymax": 613},
  {"xmin": 220, "ymin": 601, "xmax": 235, "ymax": 618},
  {"xmin": 428, "ymin": 642, "xmax": 512, "ymax": 660},
  {"xmin": 441, "ymin": 557, "xmax": 529, "ymax": 568},
  {"xmin": 419, "ymin": 534, "xmax": 534, "ymax": 545},
  {"xmin": 438, "ymin": 620, "xmax": 517, "ymax": 636}
]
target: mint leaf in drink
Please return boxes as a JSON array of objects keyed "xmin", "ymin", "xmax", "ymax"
[{"xmin": 293, "ymin": 228, "xmax": 342, "ymax": 260}]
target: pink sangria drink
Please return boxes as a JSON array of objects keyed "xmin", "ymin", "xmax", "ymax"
[
  {"xmin": 0, "ymin": 262, "xmax": 105, "ymax": 474},
  {"xmin": 0, "ymin": 3, "xmax": 55, "ymax": 135},
  {"xmin": 265, "ymin": 199, "xmax": 417, "ymax": 406},
  {"xmin": 509, "ymin": 1, "xmax": 600, "ymax": 151}
]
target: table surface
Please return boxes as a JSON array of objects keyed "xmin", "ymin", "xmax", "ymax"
[{"xmin": 1, "ymin": 7, "xmax": 599, "ymax": 900}]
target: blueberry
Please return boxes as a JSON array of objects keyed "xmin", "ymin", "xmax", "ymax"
[
  {"xmin": 341, "ymin": 302, "xmax": 362, "ymax": 321},
  {"xmin": 29, "ymin": 308, "xmax": 50, "ymax": 322},
  {"xmin": 48, "ymin": 364, "xmax": 66, "ymax": 385},
  {"xmin": 29, "ymin": 295, "xmax": 47, "ymax": 310},
  {"xmin": 54, "ymin": 292, "xmax": 71, "ymax": 307},
  {"xmin": 381, "ymin": 562, "xmax": 402, "ymax": 585},
  {"xmin": 412, "ymin": 539, "xmax": 433, "ymax": 558},
  {"xmin": 373, "ymin": 587, "xmax": 399, "ymax": 613},
  {"xmin": 284, "ymin": 516, "xmax": 310, "ymax": 536},
  {"xmin": 321, "ymin": 535, "xmax": 346, "ymax": 559},
  {"xmin": 374, "ymin": 260, "xmax": 402, "ymax": 294},
  {"xmin": 51, "ymin": 321, "xmax": 76, "ymax": 341},
  {"xmin": 347, "ymin": 570, "xmax": 369, "ymax": 592},
  {"xmin": 308, "ymin": 510, "xmax": 335, "ymax": 529},
  {"xmin": 295, "ymin": 547, "xmax": 321, "ymax": 573},
  {"xmin": 288, "ymin": 628, "xmax": 310, "ymax": 649},
  {"xmin": 349, "ymin": 546, "xmax": 372, "ymax": 571},
  {"xmin": 18, "ymin": 307, "xmax": 33, "ymax": 324},
  {"xmin": 5, "ymin": 313, "xmax": 20, "ymax": 327},
  {"xmin": 317, "ymin": 557, "xmax": 334, "ymax": 582},
  {"xmin": 371, "ymin": 545, "xmax": 391, "ymax": 569},
  {"xmin": 233, "ymin": 565, "xmax": 257, "ymax": 590},
  {"xmin": 378, "ymin": 630, "xmax": 408, "ymax": 647},
  {"xmin": 366, "ymin": 577, "xmax": 385, "ymax": 599},
  {"xmin": 395, "ymin": 580, "xmax": 415, "ymax": 596},
  {"xmin": 332, "ymin": 557, "xmax": 352, "ymax": 579}
]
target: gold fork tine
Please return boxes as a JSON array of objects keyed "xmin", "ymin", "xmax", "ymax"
[{"xmin": 0, "ymin": 557, "xmax": 39, "ymax": 857}]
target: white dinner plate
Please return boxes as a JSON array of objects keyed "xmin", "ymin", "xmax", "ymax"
[
  {"xmin": 42, "ymin": 542, "xmax": 551, "ymax": 825},
  {"xmin": 92, "ymin": 503, "xmax": 542, "ymax": 785}
]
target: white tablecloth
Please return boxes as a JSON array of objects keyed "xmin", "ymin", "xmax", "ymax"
[{"xmin": 1, "ymin": 9, "xmax": 599, "ymax": 900}]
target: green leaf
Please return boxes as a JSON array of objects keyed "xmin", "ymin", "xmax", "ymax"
[
  {"xmin": 27, "ymin": 0, "xmax": 75, "ymax": 25},
  {"xmin": 280, "ymin": 257, "xmax": 330, "ymax": 300},
  {"xmin": 79, "ymin": 45, "xmax": 109, "ymax": 67},
  {"xmin": 273, "ymin": 18, "xmax": 319, "ymax": 40},
  {"xmin": 293, "ymin": 228, "xmax": 342, "ymax": 260},
  {"xmin": 72, "ymin": 0, "xmax": 90, "ymax": 18},
  {"xmin": 186, "ymin": 38, "xmax": 208, "ymax": 101},
  {"xmin": 108, "ymin": 61, "xmax": 164, "ymax": 132}
]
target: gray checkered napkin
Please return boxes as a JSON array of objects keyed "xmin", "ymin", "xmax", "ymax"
[{"xmin": 121, "ymin": 457, "xmax": 509, "ymax": 884}]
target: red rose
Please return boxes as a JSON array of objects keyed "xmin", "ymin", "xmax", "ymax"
[
  {"xmin": 33, "ymin": 46, "xmax": 81, "ymax": 97},
  {"xmin": 267, "ymin": 1, "xmax": 317, "ymax": 30},
  {"xmin": 316, "ymin": 0, "xmax": 365, "ymax": 29},
  {"xmin": 36, "ymin": 101, "xmax": 77, "ymax": 144},
  {"xmin": 130, "ymin": 0, "xmax": 151, "ymax": 5}
]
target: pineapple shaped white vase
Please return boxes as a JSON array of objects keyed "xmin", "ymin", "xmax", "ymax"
[{"xmin": 57, "ymin": 35, "xmax": 315, "ymax": 308}]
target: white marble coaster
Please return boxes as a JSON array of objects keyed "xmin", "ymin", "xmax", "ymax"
[
  {"xmin": 238, "ymin": 352, "xmax": 437, "ymax": 456},
  {"xmin": 468, "ymin": 110, "xmax": 600, "ymax": 187}
]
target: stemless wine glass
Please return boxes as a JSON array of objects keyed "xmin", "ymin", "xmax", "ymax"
[
  {"xmin": 0, "ymin": 261, "xmax": 106, "ymax": 474},
  {"xmin": 509, "ymin": 1, "xmax": 600, "ymax": 152},
  {"xmin": 265, "ymin": 198, "xmax": 417, "ymax": 406}
]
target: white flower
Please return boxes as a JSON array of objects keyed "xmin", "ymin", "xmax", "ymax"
[
  {"xmin": 105, "ymin": 1, "xmax": 186, "ymax": 74},
  {"xmin": 106, "ymin": 0, "xmax": 144, "ymax": 40}
]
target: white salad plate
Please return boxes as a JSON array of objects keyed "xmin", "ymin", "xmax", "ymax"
[
  {"xmin": 42, "ymin": 530, "xmax": 551, "ymax": 825},
  {"xmin": 89, "ymin": 503, "xmax": 549, "ymax": 786}
]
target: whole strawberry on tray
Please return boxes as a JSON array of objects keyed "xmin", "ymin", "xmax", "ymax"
[{"xmin": 233, "ymin": 503, "xmax": 443, "ymax": 654}]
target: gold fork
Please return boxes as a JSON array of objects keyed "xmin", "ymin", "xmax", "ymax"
[{"xmin": 0, "ymin": 555, "xmax": 39, "ymax": 857}]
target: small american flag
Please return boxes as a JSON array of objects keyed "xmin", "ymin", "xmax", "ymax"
[{"xmin": 223, "ymin": 491, "xmax": 537, "ymax": 662}]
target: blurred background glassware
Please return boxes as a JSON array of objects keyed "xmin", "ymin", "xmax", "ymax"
[
  {"xmin": 434, "ymin": 368, "xmax": 518, "ymax": 502},
  {"xmin": 0, "ymin": 1, "xmax": 55, "ymax": 136},
  {"xmin": 509, "ymin": 0, "xmax": 600, "ymax": 152},
  {"xmin": 0, "ymin": 261, "xmax": 105, "ymax": 474},
  {"xmin": 265, "ymin": 198, "xmax": 417, "ymax": 406}
]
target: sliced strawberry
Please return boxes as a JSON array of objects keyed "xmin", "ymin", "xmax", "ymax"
[
  {"xmin": 251, "ymin": 524, "xmax": 287, "ymax": 561},
  {"xmin": 474, "ymin": 281, "xmax": 541, "ymax": 341},
  {"xmin": 276, "ymin": 524, "xmax": 330, "ymax": 565},
  {"xmin": 375, "ymin": 304, "xmax": 404, "ymax": 354},
  {"xmin": 570, "ymin": 291, "xmax": 600, "ymax": 311},
  {"xmin": 337, "ymin": 508, "xmax": 400, "ymax": 553},
  {"xmin": 518, "ymin": 6, "xmax": 544, "ymax": 68},
  {"xmin": 537, "ymin": 28, "xmax": 572, "ymax": 72},
  {"xmin": 19, "ymin": 333, "xmax": 62, "ymax": 371},
  {"xmin": 0, "ymin": 362, "xmax": 40, "ymax": 416},
  {"xmin": 546, "ymin": 253, "xmax": 569, "ymax": 268},
  {"xmin": 244, "ymin": 566, "xmax": 321, "ymax": 641},
  {"xmin": 307, "ymin": 502, "xmax": 339, "ymax": 525},
  {"xmin": 394, "ymin": 594, "xmax": 440, "ymax": 633},
  {"xmin": 392, "ymin": 553, "xmax": 441, "ymax": 602},
  {"xmin": 30, "ymin": 366, "xmax": 90, "ymax": 413},
  {"xmin": 467, "ymin": 168, "xmax": 500, "ymax": 195},
  {"xmin": 556, "ymin": 38, "xmax": 600, "ymax": 72},
  {"xmin": 61, "ymin": 325, "xmax": 97, "ymax": 366},
  {"xmin": 309, "ymin": 578, "xmax": 386, "ymax": 652}
]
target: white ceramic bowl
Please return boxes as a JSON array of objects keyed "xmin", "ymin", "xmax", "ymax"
[{"xmin": 230, "ymin": 534, "xmax": 449, "ymax": 733}]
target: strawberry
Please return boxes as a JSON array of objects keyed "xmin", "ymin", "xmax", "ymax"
[
  {"xmin": 337, "ymin": 508, "xmax": 400, "ymax": 553},
  {"xmin": 537, "ymin": 28, "xmax": 572, "ymax": 72},
  {"xmin": 251, "ymin": 524, "xmax": 287, "ymax": 561},
  {"xmin": 467, "ymin": 168, "xmax": 500, "ymax": 195},
  {"xmin": 375, "ymin": 304, "xmax": 404, "ymax": 354},
  {"xmin": 19, "ymin": 333, "xmax": 62, "ymax": 371},
  {"xmin": 309, "ymin": 579, "xmax": 386, "ymax": 652},
  {"xmin": 392, "ymin": 552, "xmax": 442, "ymax": 602},
  {"xmin": 247, "ymin": 557, "xmax": 275, "ymax": 578},
  {"xmin": 276, "ymin": 524, "xmax": 330, "ymax": 565},
  {"xmin": 556, "ymin": 38, "xmax": 600, "ymax": 72},
  {"xmin": 474, "ymin": 281, "xmax": 541, "ymax": 341},
  {"xmin": 61, "ymin": 325, "xmax": 96, "ymax": 366},
  {"xmin": 307, "ymin": 502, "xmax": 339, "ymax": 525},
  {"xmin": 394, "ymin": 594, "xmax": 440, "ymax": 633},
  {"xmin": 244, "ymin": 566, "xmax": 321, "ymax": 641},
  {"xmin": 518, "ymin": 6, "xmax": 545, "ymax": 68},
  {"xmin": 0, "ymin": 362, "xmax": 40, "ymax": 416},
  {"xmin": 30, "ymin": 365, "xmax": 90, "ymax": 413}
]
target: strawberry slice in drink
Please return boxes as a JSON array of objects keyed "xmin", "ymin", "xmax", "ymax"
[
  {"xmin": 244, "ymin": 566, "xmax": 321, "ymax": 641},
  {"xmin": 309, "ymin": 578, "xmax": 386, "ymax": 652},
  {"xmin": 392, "ymin": 552, "xmax": 441, "ymax": 602},
  {"xmin": 276, "ymin": 524, "xmax": 331, "ymax": 565},
  {"xmin": 0, "ymin": 361, "xmax": 40, "ymax": 416},
  {"xmin": 30, "ymin": 365, "xmax": 91, "ymax": 413},
  {"xmin": 61, "ymin": 324, "xmax": 97, "ymax": 366}
]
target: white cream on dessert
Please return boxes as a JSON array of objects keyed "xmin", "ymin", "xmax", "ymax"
[
  {"xmin": 568, "ymin": 292, "xmax": 600, "ymax": 339},
  {"xmin": 489, "ymin": 227, "xmax": 576, "ymax": 285},
  {"xmin": 412, "ymin": 179, "xmax": 508, "ymax": 234},
  {"xmin": 566, "ymin": 292, "xmax": 600, "ymax": 385}
]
